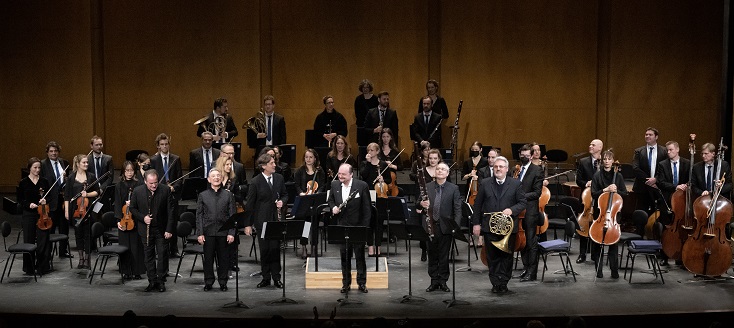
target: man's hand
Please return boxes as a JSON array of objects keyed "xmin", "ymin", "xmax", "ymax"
[
  {"xmin": 332, "ymin": 206, "xmax": 340, "ymax": 215},
  {"xmin": 164, "ymin": 232, "xmax": 172, "ymax": 239},
  {"xmin": 144, "ymin": 215, "xmax": 152, "ymax": 225},
  {"xmin": 676, "ymin": 184, "xmax": 687, "ymax": 191},
  {"xmin": 257, "ymin": 132, "xmax": 266, "ymax": 139},
  {"xmin": 502, "ymin": 208, "xmax": 512, "ymax": 216},
  {"xmin": 244, "ymin": 226, "xmax": 252, "ymax": 236},
  {"xmin": 198, "ymin": 235, "xmax": 205, "ymax": 244},
  {"xmin": 227, "ymin": 235, "xmax": 234, "ymax": 244},
  {"xmin": 645, "ymin": 177, "xmax": 657, "ymax": 186},
  {"xmin": 586, "ymin": 181, "xmax": 592, "ymax": 188},
  {"xmin": 420, "ymin": 200, "xmax": 430, "ymax": 208}
]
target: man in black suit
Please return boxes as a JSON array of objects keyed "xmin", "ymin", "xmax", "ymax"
[
  {"xmin": 419, "ymin": 162, "xmax": 461, "ymax": 292},
  {"xmin": 328, "ymin": 163, "xmax": 371, "ymax": 293},
  {"xmin": 190, "ymin": 132, "xmax": 221, "ymax": 179},
  {"xmin": 655, "ymin": 140, "xmax": 691, "ymax": 265},
  {"xmin": 313, "ymin": 95, "xmax": 348, "ymax": 148},
  {"xmin": 196, "ymin": 168, "xmax": 236, "ymax": 291},
  {"xmin": 516, "ymin": 144, "xmax": 544, "ymax": 282},
  {"xmin": 472, "ymin": 156, "xmax": 526, "ymax": 294},
  {"xmin": 196, "ymin": 97, "xmax": 238, "ymax": 145},
  {"xmin": 247, "ymin": 95, "xmax": 287, "ymax": 148},
  {"xmin": 477, "ymin": 148, "xmax": 499, "ymax": 181},
  {"xmin": 40, "ymin": 141, "xmax": 73, "ymax": 258},
  {"xmin": 244, "ymin": 153, "xmax": 288, "ymax": 289},
  {"xmin": 574, "ymin": 139, "xmax": 603, "ymax": 263},
  {"xmin": 690, "ymin": 142, "xmax": 732, "ymax": 198},
  {"xmin": 129, "ymin": 170, "xmax": 175, "ymax": 293},
  {"xmin": 411, "ymin": 95, "xmax": 443, "ymax": 148},
  {"xmin": 632, "ymin": 127, "xmax": 667, "ymax": 212},
  {"xmin": 87, "ymin": 135, "xmax": 114, "ymax": 190},
  {"xmin": 363, "ymin": 91, "xmax": 399, "ymax": 146},
  {"xmin": 150, "ymin": 133, "xmax": 183, "ymax": 257}
]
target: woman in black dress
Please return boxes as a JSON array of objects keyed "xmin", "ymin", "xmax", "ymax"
[
  {"xmin": 354, "ymin": 79, "xmax": 379, "ymax": 128},
  {"xmin": 135, "ymin": 153, "xmax": 151, "ymax": 182},
  {"xmin": 294, "ymin": 149, "xmax": 327, "ymax": 259},
  {"xmin": 17, "ymin": 157, "xmax": 52, "ymax": 275},
  {"xmin": 326, "ymin": 135, "xmax": 358, "ymax": 180},
  {"xmin": 590, "ymin": 150, "xmax": 627, "ymax": 279},
  {"xmin": 360, "ymin": 142, "xmax": 393, "ymax": 256},
  {"xmin": 114, "ymin": 160, "xmax": 145, "ymax": 280},
  {"xmin": 462, "ymin": 141, "xmax": 488, "ymax": 194},
  {"xmin": 64, "ymin": 154, "xmax": 99, "ymax": 269},
  {"xmin": 378, "ymin": 128, "xmax": 401, "ymax": 171}
]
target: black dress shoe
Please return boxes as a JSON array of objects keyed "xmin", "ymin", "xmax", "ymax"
[
  {"xmin": 204, "ymin": 284, "xmax": 212, "ymax": 291},
  {"xmin": 340, "ymin": 285, "xmax": 351, "ymax": 293},
  {"xmin": 158, "ymin": 283, "xmax": 166, "ymax": 292},
  {"xmin": 358, "ymin": 284, "xmax": 368, "ymax": 293},
  {"xmin": 220, "ymin": 284, "xmax": 228, "ymax": 291},
  {"xmin": 257, "ymin": 280, "xmax": 271, "ymax": 288},
  {"xmin": 123, "ymin": 274, "xmax": 132, "ymax": 280},
  {"xmin": 273, "ymin": 280, "xmax": 284, "ymax": 288},
  {"xmin": 519, "ymin": 270, "xmax": 529, "ymax": 279},
  {"xmin": 425, "ymin": 284, "xmax": 437, "ymax": 292},
  {"xmin": 596, "ymin": 271, "xmax": 603, "ymax": 278},
  {"xmin": 133, "ymin": 275, "xmax": 143, "ymax": 280},
  {"xmin": 611, "ymin": 271, "xmax": 619, "ymax": 279},
  {"xmin": 491, "ymin": 286, "xmax": 499, "ymax": 293},
  {"xmin": 576, "ymin": 255, "xmax": 586, "ymax": 264},
  {"xmin": 144, "ymin": 283, "xmax": 158, "ymax": 292},
  {"xmin": 439, "ymin": 284, "xmax": 451, "ymax": 292},
  {"xmin": 659, "ymin": 259, "xmax": 669, "ymax": 267},
  {"xmin": 231, "ymin": 265, "xmax": 240, "ymax": 272},
  {"xmin": 60, "ymin": 252, "xmax": 74, "ymax": 259},
  {"xmin": 498, "ymin": 285, "xmax": 509, "ymax": 294},
  {"xmin": 169, "ymin": 252, "xmax": 180, "ymax": 258},
  {"xmin": 520, "ymin": 276, "xmax": 537, "ymax": 282},
  {"xmin": 420, "ymin": 250, "xmax": 427, "ymax": 262}
]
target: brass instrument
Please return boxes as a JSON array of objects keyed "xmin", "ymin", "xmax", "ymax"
[
  {"xmin": 243, "ymin": 108, "xmax": 266, "ymax": 134},
  {"xmin": 209, "ymin": 115, "xmax": 226, "ymax": 135},
  {"xmin": 486, "ymin": 212, "xmax": 514, "ymax": 253}
]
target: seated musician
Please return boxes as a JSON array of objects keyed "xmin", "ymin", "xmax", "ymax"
[
  {"xmin": 590, "ymin": 150, "xmax": 627, "ymax": 279},
  {"xmin": 326, "ymin": 135, "xmax": 358, "ymax": 181},
  {"xmin": 294, "ymin": 149, "xmax": 327, "ymax": 259}
]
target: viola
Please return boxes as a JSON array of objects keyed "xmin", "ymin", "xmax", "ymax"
[
  {"xmin": 589, "ymin": 162, "xmax": 622, "ymax": 245},
  {"xmin": 661, "ymin": 134, "xmax": 696, "ymax": 260},
  {"xmin": 73, "ymin": 182, "xmax": 88, "ymax": 219},
  {"xmin": 119, "ymin": 188, "xmax": 135, "ymax": 231},
  {"xmin": 466, "ymin": 162, "xmax": 479, "ymax": 205},
  {"xmin": 36, "ymin": 188, "xmax": 53, "ymax": 231}
]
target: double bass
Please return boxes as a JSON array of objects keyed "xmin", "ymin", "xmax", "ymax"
[
  {"xmin": 661, "ymin": 134, "xmax": 696, "ymax": 260},
  {"xmin": 589, "ymin": 162, "xmax": 622, "ymax": 245},
  {"xmin": 681, "ymin": 139, "xmax": 732, "ymax": 276}
]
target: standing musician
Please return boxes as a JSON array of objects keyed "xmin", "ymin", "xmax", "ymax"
[
  {"xmin": 412, "ymin": 95, "xmax": 443, "ymax": 148},
  {"xmin": 363, "ymin": 91, "xmax": 399, "ymax": 145},
  {"xmin": 190, "ymin": 132, "xmax": 221, "ymax": 178},
  {"xmin": 196, "ymin": 97, "xmax": 238, "ymax": 145},
  {"xmin": 294, "ymin": 149, "xmax": 327, "ymax": 259},
  {"xmin": 219, "ymin": 143, "xmax": 248, "ymax": 197},
  {"xmin": 516, "ymin": 144, "xmax": 544, "ymax": 282},
  {"xmin": 325, "ymin": 135, "xmax": 358, "ymax": 180},
  {"xmin": 462, "ymin": 141, "xmax": 489, "ymax": 194},
  {"xmin": 575, "ymin": 139, "xmax": 603, "ymax": 264},
  {"xmin": 250, "ymin": 95, "xmax": 287, "ymax": 147},
  {"xmin": 129, "ymin": 169, "xmax": 175, "ymax": 293},
  {"xmin": 419, "ymin": 162, "xmax": 461, "ymax": 292},
  {"xmin": 196, "ymin": 168, "xmax": 236, "ymax": 292},
  {"xmin": 328, "ymin": 163, "xmax": 371, "ymax": 294},
  {"xmin": 64, "ymin": 154, "xmax": 100, "ymax": 269},
  {"xmin": 530, "ymin": 142, "xmax": 549, "ymax": 188},
  {"xmin": 313, "ymin": 95, "xmax": 348, "ymax": 148},
  {"xmin": 354, "ymin": 79, "xmax": 379, "ymax": 129},
  {"xmin": 590, "ymin": 150, "xmax": 627, "ymax": 279},
  {"xmin": 87, "ymin": 135, "xmax": 114, "ymax": 191},
  {"xmin": 273, "ymin": 145, "xmax": 294, "ymax": 183},
  {"xmin": 632, "ymin": 127, "xmax": 667, "ymax": 212},
  {"xmin": 17, "ymin": 157, "xmax": 51, "ymax": 275},
  {"xmin": 135, "ymin": 153, "xmax": 151, "ymax": 182},
  {"xmin": 150, "ymin": 133, "xmax": 183, "ymax": 258},
  {"xmin": 416, "ymin": 79, "xmax": 449, "ymax": 120},
  {"xmin": 654, "ymin": 140, "xmax": 691, "ymax": 266},
  {"xmin": 245, "ymin": 153, "xmax": 288, "ymax": 289},
  {"xmin": 114, "ymin": 161, "xmax": 145, "ymax": 280},
  {"xmin": 215, "ymin": 153, "xmax": 244, "ymax": 273},
  {"xmin": 378, "ymin": 128, "xmax": 402, "ymax": 172},
  {"xmin": 40, "ymin": 141, "xmax": 72, "ymax": 259},
  {"xmin": 477, "ymin": 148, "xmax": 499, "ymax": 181},
  {"xmin": 690, "ymin": 142, "xmax": 732, "ymax": 198},
  {"xmin": 215, "ymin": 157, "xmax": 240, "ymax": 200},
  {"xmin": 360, "ymin": 142, "xmax": 393, "ymax": 256},
  {"xmin": 472, "ymin": 156, "xmax": 526, "ymax": 294}
]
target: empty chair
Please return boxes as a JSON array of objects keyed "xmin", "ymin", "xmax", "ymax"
[
  {"xmin": 49, "ymin": 233, "xmax": 72, "ymax": 270},
  {"xmin": 89, "ymin": 222, "xmax": 128, "ymax": 284},
  {"xmin": 537, "ymin": 220, "xmax": 577, "ymax": 283},
  {"xmin": 100, "ymin": 211, "xmax": 119, "ymax": 246},
  {"xmin": 1, "ymin": 221, "xmax": 38, "ymax": 283},
  {"xmin": 174, "ymin": 221, "xmax": 206, "ymax": 282},
  {"xmin": 624, "ymin": 240, "xmax": 665, "ymax": 284}
]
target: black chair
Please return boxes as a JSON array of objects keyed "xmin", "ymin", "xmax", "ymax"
[
  {"xmin": 624, "ymin": 240, "xmax": 665, "ymax": 284},
  {"xmin": 125, "ymin": 150, "xmax": 149, "ymax": 162},
  {"xmin": 100, "ymin": 211, "xmax": 119, "ymax": 246},
  {"xmin": 537, "ymin": 220, "xmax": 577, "ymax": 283},
  {"xmin": 618, "ymin": 210, "xmax": 646, "ymax": 265},
  {"xmin": 174, "ymin": 221, "xmax": 206, "ymax": 282},
  {"xmin": 179, "ymin": 212, "xmax": 198, "ymax": 246},
  {"xmin": 89, "ymin": 222, "xmax": 128, "ymax": 284},
  {"xmin": 553, "ymin": 196, "xmax": 582, "ymax": 240},
  {"xmin": 49, "ymin": 233, "xmax": 72, "ymax": 270},
  {"xmin": 619, "ymin": 163, "xmax": 635, "ymax": 181},
  {"xmin": 1, "ymin": 222, "xmax": 37, "ymax": 283}
]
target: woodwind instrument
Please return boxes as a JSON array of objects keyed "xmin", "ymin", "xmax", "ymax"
[
  {"xmin": 146, "ymin": 194, "xmax": 152, "ymax": 247},
  {"xmin": 414, "ymin": 142, "xmax": 435, "ymax": 239}
]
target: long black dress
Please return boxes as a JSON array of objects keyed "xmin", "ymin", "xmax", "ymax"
[
  {"xmin": 359, "ymin": 160, "xmax": 392, "ymax": 248},
  {"xmin": 64, "ymin": 172, "xmax": 99, "ymax": 253},
  {"xmin": 114, "ymin": 178, "xmax": 146, "ymax": 277},
  {"xmin": 17, "ymin": 176, "xmax": 51, "ymax": 274}
]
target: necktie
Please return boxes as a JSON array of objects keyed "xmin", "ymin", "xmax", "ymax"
[
  {"xmin": 648, "ymin": 147, "xmax": 654, "ymax": 172},
  {"xmin": 95, "ymin": 157, "xmax": 102, "ymax": 179},
  {"xmin": 267, "ymin": 116, "xmax": 273, "ymax": 142},
  {"xmin": 434, "ymin": 185, "xmax": 442, "ymax": 221},
  {"xmin": 424, "ymin": 115, "xmax": 429, "ymax": 126},
  {"xmin": 706, "ymin": 165, "xmax": 713, "ymax": 191},
  {"xmin": 672, "ymin": 162, "xmax": 678, "ymax": 186},
  {"xmin": 163, "ymin": 157, "xmax": 169, "ymax": 182},
  {"xmin": 380, "ymin": 110, "xmax": 385, "ymax": 123},
  {"xmin": 519, "ymin": 166, "xmax": 526, "ymax": 181},
  {"xmin": 205, "ymin": 149, "xmax": 210, "ymax": 178},
  {"xmin": 54, "ymin": 161, "xmax": 64, "ymax": 188},
  {"xmin": 267, "ymin": 176, "xmax": 273, "ymax": 189}
]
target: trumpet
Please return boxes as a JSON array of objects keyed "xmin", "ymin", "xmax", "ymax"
[{"xmin": 243, "ymin": 108, "xmax": 266, "ymax": 134}]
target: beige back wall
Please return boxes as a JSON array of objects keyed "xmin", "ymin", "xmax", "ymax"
[{"xmin": 0, "ymin": 0, "xmax": 728, "ymax": 191}]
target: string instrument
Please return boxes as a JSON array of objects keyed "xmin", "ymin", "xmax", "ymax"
[
  {"xmin": 161, "ymin": 156, "xmax": 180, "ymax": 184},
  {"xmin": 512, "ymin": 164, "xmax": 526, "ymax": 252},
  {"xmin": 681, "ymin": 139, "xmax": 732, "ymax": 276},
  {"xmin": 644, "ymin": 201, "xmax": 662, "ymax": 240},
  {"xmin": 465, "ymin": 161, "xmax": 479, "ymax": 205},
  {"xmin": 36, "ymin": 188, "xmax": 53, "ymax": 231},
  {"xmin": 166, "ymin": 165, "xmax": 201, "ymax": 188},
  {"xmin": 306, "ymin": 167, "xmax": 319, "ymax": 195},
  {"xmin": 236, "ymin": 203, "xmax": 245, "ymax": 213},
  {"xmin": 373, "ymin": 148, "xmax": 405, "ymax": 198},
  {"xmin": 576, "ymin": 187, "xmax": 594, "ymax": 237},
  {"xmin": 119, "ymin": 187, "xmax": 135, "ymax": 231},
  {"xmin": 536, "ymin": 157, "xmax": 550, "ymax": 235},
  {"xmin": 662, "ymin": 134, "xmax": 696, "ymax": 260},
  {"xmin": 589, "ymin": 162, "xmax": 622, "ymax": 245},
  {"xmin": 414, "ymin": 141, "xmax": 435, "ymax": 240},
  {"xmin": 74, "ymin": 182, "xmax": 89, "ymax": 219}
]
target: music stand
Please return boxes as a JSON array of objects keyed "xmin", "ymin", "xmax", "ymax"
[
  {"xmin": 220, "ymin": 211, "xmax": 250, "ymax": 309},
  {"xmin": 456, "ymin": 203, "xmax": 481, "ymax": 273},
  {"xmin": 375, "ymin": 197, "xmax": 409, "ymax": 265},
  {"xmin": 392, "ymin": 224, "xmax": 429, "ymax": 303},
  {"xmin": 327, "ymin": 225, "xmax": 369, "ymax": 306},
  {"xmin": 262, "ymin": 220, "xmax": 306, "ymax": 305},
  {"xmin": 443, "ymin": 219, "xmax": 471, "ymax": 308},
  {"xmin": 291, "ymin": 193, "xmax": 327, "ymax": 271}
]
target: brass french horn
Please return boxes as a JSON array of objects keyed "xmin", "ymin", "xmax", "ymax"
[
  {"xmin": 486, "ymin": 212, "xmax": 514, "ymax": 253},
  {"xmin": 243, "ymin": 108, "xmax": 266, "ymax": 134}
]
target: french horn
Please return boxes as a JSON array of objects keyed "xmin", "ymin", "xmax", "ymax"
[
  {"xmin": 243, "ymin": 108, "xmax": 266, "ymax": 134},
  {"xmin": 486, "ymin": 212, "xmax": 514, "ymax": 254}
]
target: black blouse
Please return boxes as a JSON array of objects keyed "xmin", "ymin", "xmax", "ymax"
[
  {"xmin": 354, "ymin": 94, "xmax": 379, "ymax": 128},
  {"xmin": 17, "ymin": 177, "xmax": 50, "ymax": 213},
  {"xmin": 360, "ymin": 160, "xmax": 393, "ymax": 185},
  {"xmin": 64, "ymin": 171, "xmax": 100, "ymax": 218},
  {"xmin": 378, "ymin": 148, "xmax": 402, "ymax": 171},
  {"xmin": 294, "ymin": 166, "xmax": 327, "ymax": 194},
  {"xmin": 115, "ymin": 178, "xmax": 142, "ymax": 219}
]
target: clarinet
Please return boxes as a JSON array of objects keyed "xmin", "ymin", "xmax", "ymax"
[{"xmin": 146, "ymin": 194, "xmax": 152, "ymax": 247}]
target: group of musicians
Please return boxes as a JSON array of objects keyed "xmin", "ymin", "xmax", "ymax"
[{"xmin": 15, "ymin": 81, "xmax": 733, "ymax": 297}]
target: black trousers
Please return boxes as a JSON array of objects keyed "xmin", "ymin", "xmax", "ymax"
[
  {"xmin": 520, "ymin": 215, "xmax": 539, "ymax": 277},
  {"xmin": 50, "ymin": 203, "xmax": 69, "ymax": 254},
  {"xmin": 340, "ymin": 243, "xmax": 366, "ymax": 286},
  {"xmin": 591, "ymin": 241, "xmax": 619, "ymax": 274},
  {"xmin": 483, "ymin": 232, "xmax": 515, "ymax": 287},
  {"xmin": 258, "ymin": 237, "xmax": 281, "ymax": 282},
  {"xmin": 21, "ymin": 214, "xmax": 50, "ymax": 274},
  {"xmin": 203, "ymin": 235, "xmax": 229, "ymax": 286},
  {"xmin": 427, "ymin": 231, "xmax": 452, "ymax": 285},
  {"xmin": 73, "ymin": 216, "xmax": 95, "ymax": 253},
  {"xmin": 142, "ymin": 228, "xmax": 170, "ymax": 284},
  {"xmin": 118, "ymin": 228, "xmax": 146, "ymax": 276}
]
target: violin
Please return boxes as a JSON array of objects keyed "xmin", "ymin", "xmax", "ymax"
[
  {"xmin": 466, "ymin": 162, "xmax": 479, "ymax": 205},
  {"xmin": 306, "ymin": 167, "xmax": 319, "ymax": 195},
  {"xmin": 589, "ymin": 162, "xmax": 622, "ymax": 245},
  {"xmin": 662, "ymin": 134, "xmax": 696, "ymax": 260},
  {"xmin": 119, "ymin": 188, "xmax": 135, "ymax": 231},
  {"xmin": 36, "ymin": 188, "xmax": 53, "ymax": 231},
  {"xmin": 73, "ymin": 182, "xmax": 89, "ymax": 219}
]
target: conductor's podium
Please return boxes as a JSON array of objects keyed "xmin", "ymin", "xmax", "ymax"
[{"xmin": 305, "ymin": 257, "xmax": 388, "ymax": 289}]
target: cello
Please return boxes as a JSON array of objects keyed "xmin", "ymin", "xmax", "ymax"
[
  {"xmin": 536, "ymin": 157, "xmax": 550, "ymax": 235},
  {"xmin": 589, "ymin": 162, "xmax": 622, "ymax": 246},
  {"xmin": 661, "ymin": 134, "xmax": 696, "ymax": 260},
  {"xmin": 576, "ymin": 187, "xmax": 594, "ymax": 237},
  {"xmin": 681, "ymin": 139, "xmax": 732, "ymax": 276}
]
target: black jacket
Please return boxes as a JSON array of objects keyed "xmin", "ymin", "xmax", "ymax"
[
  {"xmin": 196, "ymin": 187, "xmax": 236, "ymax": 237},
  {"xmin": 129, "ymin": 183, "xmax": 176, "ymax": 236}
]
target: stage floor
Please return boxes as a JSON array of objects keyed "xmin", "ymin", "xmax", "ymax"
[{"xmin": 0, "ymin": 206, "xmax": 733, "ymax": 327}]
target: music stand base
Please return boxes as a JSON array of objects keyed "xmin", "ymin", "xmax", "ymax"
[
  {"xmin": 223, "ymin": 300, "xmax": 251, "ymax": 309},
  {"xmin": 442, "ymin": 299, "xmax": 470, "ymax": 308},
  {"xmin": 267, "ymin": 297, "xmax": 298, "ymax": 305},
  {"xmin": 455, "ymin": 266, "xmax": 473, "ymax": 272},
  {"xmin": 400, "ymin": 294, "xmax": 426, "ymax": 303}
]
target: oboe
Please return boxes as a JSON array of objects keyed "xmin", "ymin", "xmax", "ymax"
[{"xmin": 146, "ymin": 194, "xmax": 152, "ymax": 247}]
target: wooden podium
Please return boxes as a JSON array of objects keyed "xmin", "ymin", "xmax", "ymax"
[{"xmin": 304, "ymin": 257, "xmax": 388, "ymax": 289}]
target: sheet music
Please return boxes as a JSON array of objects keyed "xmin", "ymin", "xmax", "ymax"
[
  {"xmin": 302, "ymin": 221, "xmax": 311, "ymax": 238},
  {"xmin": 93, "ymin": 202, "xmax": 103, "ymax": 214},
  {"xmin": 261, "ymin": 221, "xmax": 267, "ymax": 239},
  {"xmin": 369, "ymin": 190, "xmax": 376, "ymax": 202}
]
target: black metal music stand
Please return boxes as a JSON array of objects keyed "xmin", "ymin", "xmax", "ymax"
[
  {"xmin": 327, "ymin": 225, "xmax": 369, "ymax": 306},
  {"xmin": 220, "ymin": 211, "xmax": 250, "ymax": 309},
  {"xmin": 291, "ymin": 193, "xmax": 327, "ymax": 271},
  {"xmin": 443, "ymin": 219, "xmax": 471, "ymax": 308},
  {"xmin": 74, "ymin": 193, "xmax": 105, "ymax": 279},
  {"xmin": 392, "ymin": 224, "xmax": 429, "ymax": 303},
  {"xmin": 456, "ymin": 203, "xmax": 480, "ymax": 273},
  {"xmin": 262, "ymin": 220, "xmax": 306, "ymax": 305},
  {"xmin": 375, "ymin": 197, "xmax": 409, "ymax": 265}
]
